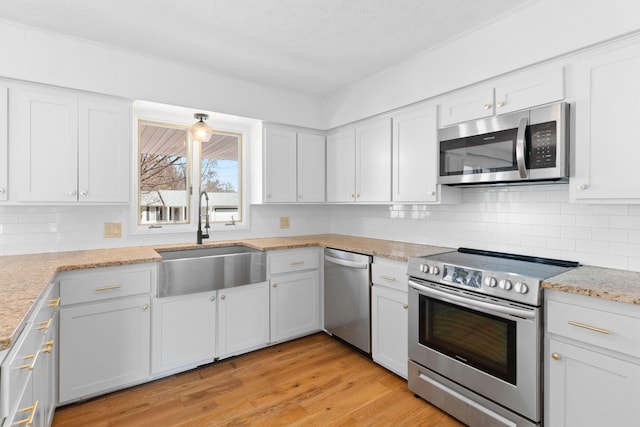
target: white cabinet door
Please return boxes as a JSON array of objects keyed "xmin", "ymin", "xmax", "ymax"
[
  {"xmin": 4, "ymin": 372, "xmax": 38, "ymax": 427},
  {"xmin": 264, "ymin": 127, "xmax": 297, "ymax": 203},
  {"xmin": 0, "ymin": 86, "xmax": 7, "ymax": 201},
  {"xmin": 356, "ymin": 117, "xmax": 391, "ymax": 203},
  {"xmin": 372, "ymin": 285, "xmax": 408, "ymax": 379},
  {"xmin": 297, "ymin": 133, "xmax": 325, "ymax": 202},
  {"xmin": 440, "ymin": 86, "xmax": 494, "ymax": 127},
  {"xmin": 217, "ymin": 282, "xmax": 269, "ymax": 359},
  {"xmin": 59, "ymin": 295, "xmax": 151, "ymax": 403},
  {"xmin": 326, "ymin": 128, "xmax": 356, "ymax": 202},
  {"xmin": 393, "ymin": 106, "xmax": 438, "ymax": 202},
  {"xmin": 547, "ymin": 338, "xmax": 640, "ymax": 427},
  {"xmin": 270, "ymin": 270, "xmax": 320, "ymax": 343},
  {"xmin": 151, "ymin": 291, "xmax": 216, "ymax": 374},
  {"xmin": 78, "ymin": 98, "xmax": 130, "ymax": 203},
  {"xmin": 14, "ymin": 88, "xmax": 79, "ymax": 202},
  {"xmin": 572, "ymin": 43, "xmax": 640, "ymax": 202},
  {"xmin": 35, "ymin": 314, "xmax": 58, "ymax": 427},
  {"xmin": 494, "ymin": 67, "xmax": 564, "ymax": 115}
]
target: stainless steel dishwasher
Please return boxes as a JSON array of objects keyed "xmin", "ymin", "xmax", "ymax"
[{"xmin": 324, "ymin": 247, "xmax": 372, "ymax": 354}]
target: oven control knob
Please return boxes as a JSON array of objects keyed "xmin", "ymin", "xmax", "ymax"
[
  {"xmin": 498, "ymin": 279, "xmax": 512, "ymax": 291},
  {"xmin": 430, "ymin": 266, "xmax": 440, "ymax": 275},
  {"xmin": 420, "ymin": 264, "xmax": 428, "ymax": 273},
  {"xmin": 514, "ymin": 282, "xmax": 529, "ymax": 294},
  {"xmin": 484, "ymin": 277, "xmax": 497, "ymax": 287}
]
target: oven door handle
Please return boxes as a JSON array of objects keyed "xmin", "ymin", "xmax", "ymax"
[
  {"xmin": 409, "ymin": 280, "xmax": 535, "ymax": 319},
  {"xmin": 516, "ymin": 117, "xmax": 529, "ymax": 179},
  {"xmin": 324, "ymin": 255, "xmax": 369, "ymax": 269}
]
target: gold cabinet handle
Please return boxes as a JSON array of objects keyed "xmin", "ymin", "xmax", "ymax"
[
  {"xmin": 210, "ymin": 295, "xmax": 216, "ymax": 301},
  {"xmin": 272, "ymin": 283, "xmax": 278, "ymax": 288},
  {"xmin": 16, "ymin": 400, "xmax": 38, "ymax": 426},
  {"xmin": 379, "ymin": 275, "xmax": 396, "ymax": 282},
  {"xmin": 142, "ymin": 304, "xmax": 149, "ymax": 311},
  {"xmin": 568, "ymin": 321, "xmax": 610, "ymax": 335},
  {"xmin": 95, "ymin": 285, "xmax": 121, "ymax": 292},
  {"xmin": 290, "ymin": 261, "xmax": 305, "ymax": 266},
  {"xmin": 221, "ymin": 295, "xmax": 226, "ymax": 300},
  {"xmin": 551, "ymin": 352, "xmax": 561, "ymax": 361},
  {"xmin": 483, "ymin": 103, "xmax": 492, "ymax": 110},
  {"xmin": 402, "ymin": 304, "xmax": 408, "ymax": 310},
  {"xmin": 35, "ymin": 318, "xmax": 52, "ymax": 331},
  {"xmin": 47, "ymin": 297, "xmax": 60, "ymax": 307},
  {"xmin": 20, "ymin": 351, "xmax": 40, "ymax": 371}
]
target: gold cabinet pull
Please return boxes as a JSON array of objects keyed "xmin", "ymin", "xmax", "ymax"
[
  {"xmin": 47, "ymin": 297, "xmax": 60, "ymax": 307},
  {"xmin": 95, "ymin": 285, "xmax": 121, "ymax": 292},
  {"xmin": 35, "ymin": 318, "xmax": 52, "ymax": 331},
  {"xmin": 568, "ymin": 321, "xmax": 610, "ymax": 335},
  {"xmin": 402, "ymin": 304, "xmax": 408, "ymax": 310},
  {"xmin": 551, "ymin": 352, "xmax": 561, "ymax": 361},
  {"xmin": 272, "ymin": 283, "xmax": 278, "ymax": 288},
  {"xmin": 290, "ymin": 261, "xmax": 305, "ymax": 266},
  {"xmin": 142, "ymin": 304, "xmax": 149, "ymax": 311},
  {"xmin": 379, "ymin": 275, "xmax": 396, "ymax": 282},
  {"xmin": 16, "ymin": 400, "xmax": 38, "ymax": 426},
  {"xmin": 20, "ymin": 351, "xmax": 39, "ymax": 371}
]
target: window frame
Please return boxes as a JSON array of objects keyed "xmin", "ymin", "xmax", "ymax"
[{"xmin": 130, "ymin": 102, "xmax": 252, "ymax": 236}]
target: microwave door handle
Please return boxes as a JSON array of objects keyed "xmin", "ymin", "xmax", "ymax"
[{"xmin": 516, "ymin": 117, "xmax": 528, "ymax": 178}]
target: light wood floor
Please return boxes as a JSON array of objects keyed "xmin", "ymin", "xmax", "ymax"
[{"xmin": 53, "ymin": 333, "xmax": 464, "ymax": 426}]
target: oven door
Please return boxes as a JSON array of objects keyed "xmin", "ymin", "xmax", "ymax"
[{"xmin": 408, "ymin": 278, "xmax": 541, "ymax": 422}]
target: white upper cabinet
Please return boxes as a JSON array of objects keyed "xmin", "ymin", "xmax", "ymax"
[
  {"xmin": 326, "ymin": 128, "xmax": 356, "ymax": 202},
  {"xmin": 356, "ymin": 117, "xmax": 392, "ymax": 203},
  {"xmin": 297, "ymin": 133, "xmax": 325, "ymax": 202},
  {"xmin": 440, "ymin": 67, "xmax": 564, "ymax": 127},
  {"xmin": 392, "ymin": 104, "xmax": 460, "ymax": 204},
  {"xmin": 12, "ymin": 84, "xmax": 130, "ymax": 203},
  {"xmin": 571, "ymin": 41, "xmax": 640, "ymax": 202},
  {"xmin": 327, "ymin": 117, "xmax": 391, "ymax": 203},
  {"xmin": 0, "ymin": 86, "xmax": 7, "ymax": 201},
  {"xmin": 264, "ymin": 127, "xmax": 297, "ymax": 203},
  {"xmin": 263, "ymin": 127, "xmax": 325, "ymax": 203},
  {"xmin": 78, "ymin": 98, "xmax": 130, "ymax": 203}
]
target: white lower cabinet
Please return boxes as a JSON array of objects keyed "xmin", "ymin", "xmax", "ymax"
[
  {"xmin": 268, "ymin": 248, "xmax": 321, "ymax": 343},
  {"xmin": 371, "ymin": 259, "xmax": 409, "ymax": 379},
  {"xmin": 58, "ymin": 264, "xmax": 154, "ymax": 404},
  {"xmin": 151, "ymin": 291, "xmax": 216, "ymax": 375},
  {"xmin": 270, "ymin": 271, "xmax": 320, "ymax": 343},
  {"xmin": 217, "ymin": 281, "xmax": 270, "ymax": 359},
  {"xmin": 1, "ymin": 283, "xmax": 58, "ymax": 427},
  {"xmin": 545, "ymin": 290, "xmax": 640, "ymax": 427}
]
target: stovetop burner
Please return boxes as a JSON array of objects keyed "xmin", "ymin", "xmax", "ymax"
[{"xmin": 407, "ymin": 248, "xmax": 579, "ymax": 306}]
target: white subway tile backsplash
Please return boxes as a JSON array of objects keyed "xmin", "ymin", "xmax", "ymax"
[{"xmin": 1, "ymin": 186, "xmax": 640, "ymax": 271}]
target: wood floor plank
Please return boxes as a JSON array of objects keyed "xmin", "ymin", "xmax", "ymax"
[{"xmin": 53, "ymin": 333, "xmax": 464, "ymax": 427}]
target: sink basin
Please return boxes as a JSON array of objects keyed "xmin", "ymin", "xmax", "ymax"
[{"xmin": 158, "ymin": 246, "xmax": 266, "ymax": 297}]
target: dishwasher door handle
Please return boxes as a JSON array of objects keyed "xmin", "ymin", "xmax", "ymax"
[{"xmin": 324, "ymin": 255, "xmax": 369, "ymax": 269}]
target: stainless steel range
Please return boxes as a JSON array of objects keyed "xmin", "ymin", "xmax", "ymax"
[{"xmin": 407, "ymin": 248, "xmax": 578, "ymax": 427}]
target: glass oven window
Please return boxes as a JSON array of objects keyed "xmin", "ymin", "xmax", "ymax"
[
  {"xmin": 440, "ymin": 128, "xmax": 518, "ymax": 176},
  {"xmin": 418, "ymin": 295, "xmax": 517, "ymax": 385}
]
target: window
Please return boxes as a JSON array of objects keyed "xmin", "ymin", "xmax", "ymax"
[
  {"xmin": 136, "ymin": 117, "xmax": 244, "ymax": 231},
  {"xmin": 199, "ymin": 131, "xmax": 242, "ymax": 224},
  {"xmin": 138, "ymin": 121, "xmax": 191, "ymax": 226}
]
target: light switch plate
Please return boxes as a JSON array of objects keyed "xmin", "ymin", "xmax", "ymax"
[
  {"xmin": 279, "ymin": 216, "xmax": 290, "ymax": 229},
  {"xmin": 104, "ymin": 222, "xmax": 122, "ymax": 238}
]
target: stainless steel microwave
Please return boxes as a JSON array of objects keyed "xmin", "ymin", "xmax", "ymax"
[{"xmin": 438, "ymin": 102, "xmax": 569, "ymax": 186}]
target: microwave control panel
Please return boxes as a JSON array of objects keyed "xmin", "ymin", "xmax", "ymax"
[{"xmin": 528, "ymin": 121, "xmax": 556, "ymax": 169}]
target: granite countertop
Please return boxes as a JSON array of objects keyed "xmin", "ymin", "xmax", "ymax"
[
  {"xmin": 542, "ymin": 265, "xmax": 640, "ymax": 305},
  {"xmin": 0, "ymin": 234, "xmax": 451, "ymax": 351}
]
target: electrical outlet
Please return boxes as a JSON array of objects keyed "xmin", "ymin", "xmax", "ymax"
[
  {"xmin": 104, "ymin": 222, "xmax": 122, "ymax": 238},
  {"xmin": 279, "ymin": 216, "xmax": 290, "ymax": 229}
]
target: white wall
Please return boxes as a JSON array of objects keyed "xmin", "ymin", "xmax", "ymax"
[
  {"xmin": 328, "ymin": 185, "xmax": 640, "ymax": 272},
  {"xmin": 324, "ymin": 0, "xmax": 640, "ymax": 128},
  {"xmin": 0, "ymin": 19, "xmax": 324, "ymax": 129}
]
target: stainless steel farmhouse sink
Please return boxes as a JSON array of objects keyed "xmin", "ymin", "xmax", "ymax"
[{"xmin": 158, "ymin": 246, "xmax": 266, "ymax": 297}]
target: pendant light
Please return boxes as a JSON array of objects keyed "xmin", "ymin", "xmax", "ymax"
[{"xmin": 192, "ymin": 113, "xmax": 213, "ymax": 142}]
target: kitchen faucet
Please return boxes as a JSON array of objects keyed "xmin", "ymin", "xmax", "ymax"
[{"xmin": 197, "ymin": 190, "xmax": 211, "ymax": 244}]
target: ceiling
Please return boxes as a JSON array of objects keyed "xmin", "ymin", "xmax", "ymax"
[{"xmin": 0, "ymin": 0, "xmax": 532, "ymax": 96}]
